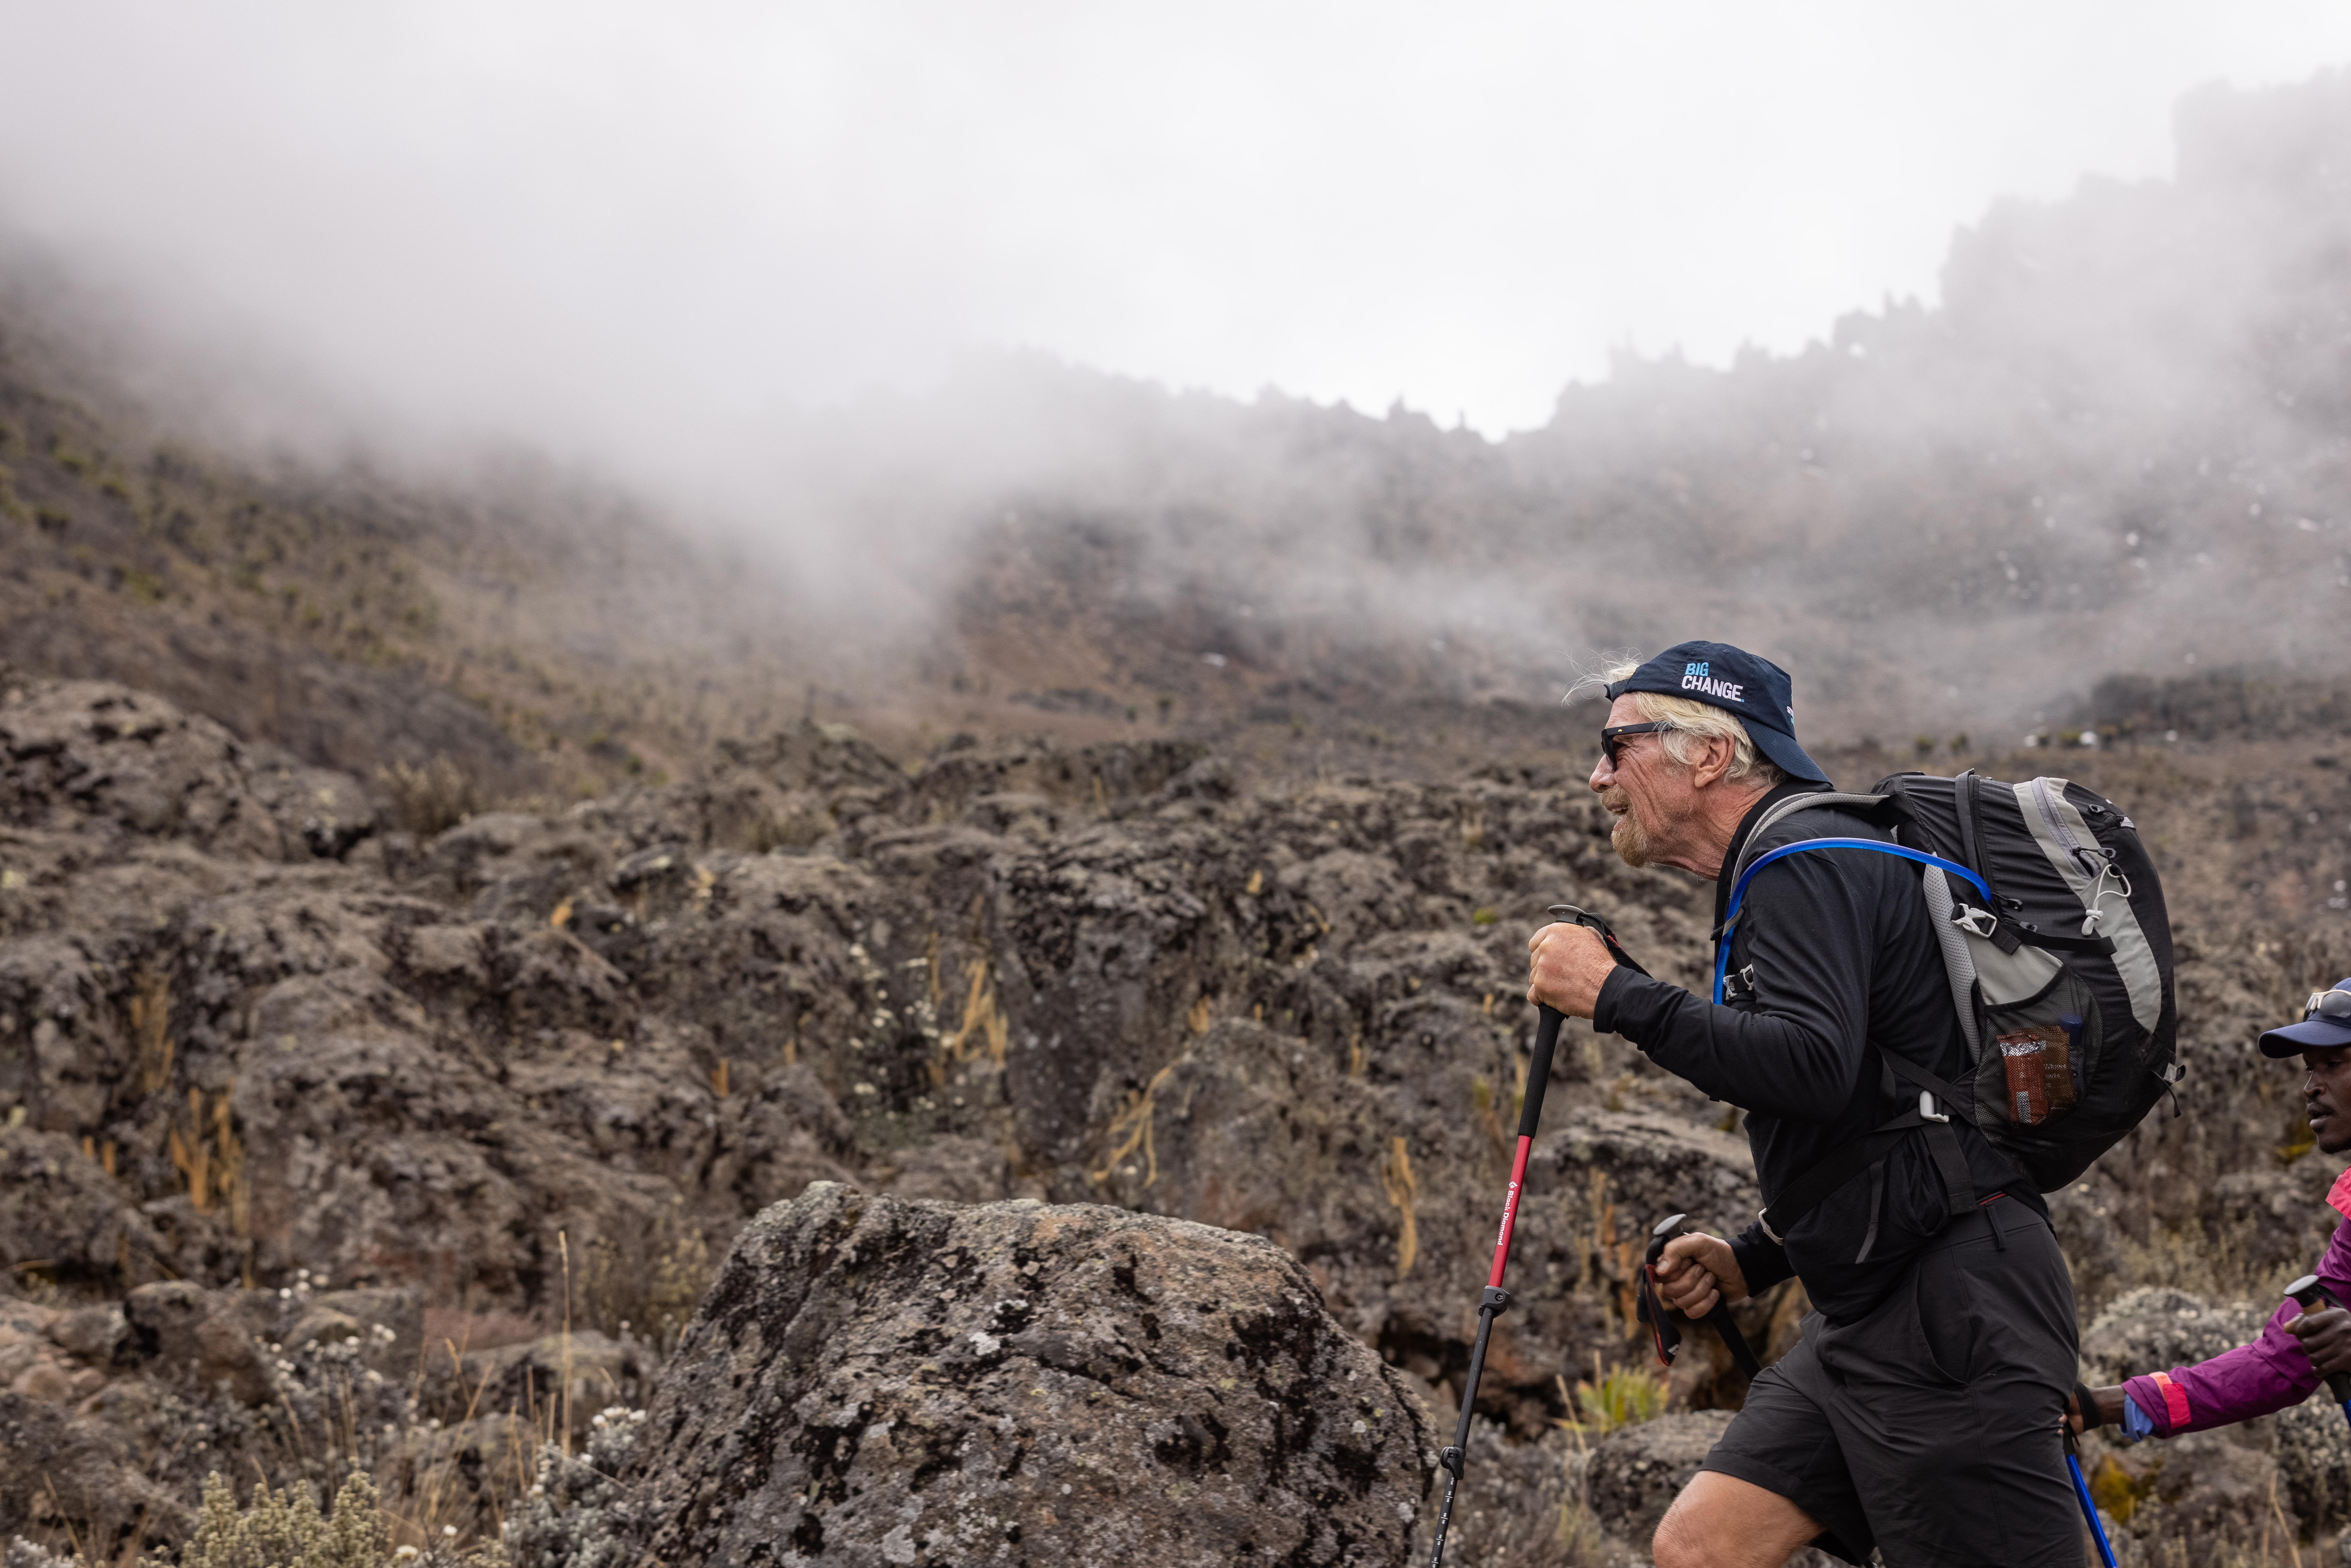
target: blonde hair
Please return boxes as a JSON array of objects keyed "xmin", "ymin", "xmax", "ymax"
[{"xmin": 1578, "ymin": 657, "xmax": 1786, "ymax": 787}]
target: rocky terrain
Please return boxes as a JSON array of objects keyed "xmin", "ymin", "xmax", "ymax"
[{"xmin": 0, "ymin": 666, "xmax": 2345, "ymax": 1565}]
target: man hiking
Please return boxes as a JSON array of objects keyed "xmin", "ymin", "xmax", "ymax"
[
  {"xmin": 2071, "ymin": 983, "xmax": 2351, "ymax": 1440},
  {"xmin": 1528, "ymin": 640, "xmax": 2082, "ymax": 1568}
]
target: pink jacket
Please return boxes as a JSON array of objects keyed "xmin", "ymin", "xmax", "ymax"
[{"xmin": 2121, "ymin": 1166, "xmax": 2351, "ymax": 1436}]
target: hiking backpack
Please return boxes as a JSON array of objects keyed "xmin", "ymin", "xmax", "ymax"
[{"xmin": 1724, "ymin": 772, "xmax": 2181, "ymax": 1233}]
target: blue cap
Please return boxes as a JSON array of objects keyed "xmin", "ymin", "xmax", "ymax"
[
  {"xmin": 2259, "ymin": 976, "xmax": 2351, "ymax": 1057},
  {"xmin": 1605, "ymin": 640, "xmax": 1829, "ymax": 784}
]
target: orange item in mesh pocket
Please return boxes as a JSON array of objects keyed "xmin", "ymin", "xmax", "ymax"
[{"xmin": 1998, "ymin": 1025, "xmax": 2074, "ymax": 1125}]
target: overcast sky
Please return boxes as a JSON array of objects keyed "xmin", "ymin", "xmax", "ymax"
[{"xmin": 1, "ymin": 1, "xmax": 2348, "ymax": 448}]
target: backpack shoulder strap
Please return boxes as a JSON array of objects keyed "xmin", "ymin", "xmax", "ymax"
[
  {"xmin": 1714, "ymin": 834, "xmax": 1990, "ymax": 1004},
  {"xmin": 1726, "ymin": 790, "xmax": 1893, "ymax": 890},
  {"xmin": 1918, "ymin": 858, "xmax": 1985, "ymax": 1065}
]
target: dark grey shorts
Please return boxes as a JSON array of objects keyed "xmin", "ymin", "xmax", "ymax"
[{"xmin": 1700, "ymin": 1197, "xmax": 2083, "ymax": 1567}]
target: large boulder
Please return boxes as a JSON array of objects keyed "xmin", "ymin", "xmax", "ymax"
[
  {"xmin": 0, "ymin": 680, "xmax": 364, "ymax": 863},
  {"xmin": 2274, "ymin": 1393, "xmax": 2351, "ymax": 1540},
  {"xmin": 2095, "ymin": 1429, "xmax": 2280, "ymax": 1564},
  {"xmin": 626, "ymin": 1184, "xmax": 1437, "ymax": 1567}
]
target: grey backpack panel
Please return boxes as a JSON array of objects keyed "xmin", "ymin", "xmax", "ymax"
[{"xmin": 2010, "ymin": 777, "xmax": 2163, "ymax": 1032}]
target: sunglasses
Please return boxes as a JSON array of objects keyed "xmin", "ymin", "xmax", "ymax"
[
  {"xmin": 1601, "ymin": 721, "xmax": 1671, "ymax": 768},
  {"xmin": 2306, "ymin": 989, "xmax": 2351, "ymax": 1024}
]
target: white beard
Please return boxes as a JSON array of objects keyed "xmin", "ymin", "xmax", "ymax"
[{"xmin": 1603, "ymin": 787, "xmax": 1654, "ymax": 868}]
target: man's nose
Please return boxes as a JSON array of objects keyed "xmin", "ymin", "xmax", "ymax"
[{"xmin": 1588, "ymin": 754, "xmax": 1613, "ymax": 794}]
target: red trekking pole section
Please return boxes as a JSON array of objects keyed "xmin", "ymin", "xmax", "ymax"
[
  {"xmin": 1426, "ymin": 1000, "xmax": 1563, "ymax": 1568},
  {"xmin": 1487, "ymin": 1131, "xmax": 1538, "ymax": 1288}
]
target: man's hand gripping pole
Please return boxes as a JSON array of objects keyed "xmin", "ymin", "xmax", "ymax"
[{"xmin": 1638, "ymin": 1214, "xmax": 1763, "ymax": 1381}]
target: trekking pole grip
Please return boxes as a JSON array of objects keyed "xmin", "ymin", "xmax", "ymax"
[{"xmin": 1519, "ymin": 1005, "xmax": 1563, "ymax": 1138}]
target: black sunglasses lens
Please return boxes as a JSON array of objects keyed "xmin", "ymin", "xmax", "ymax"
[{"xmin": 1601, "ymin": 723, "xmax": 1662, "ymax": 767}]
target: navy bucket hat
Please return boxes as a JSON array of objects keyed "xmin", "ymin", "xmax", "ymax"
[
  {"xmin": 2258, "ymin": 977, "xmax": 2351, "ymax": 1057},
  {"xmin": 1604, "ymin": 639, "xmax": 1829, "ymax": 784}
]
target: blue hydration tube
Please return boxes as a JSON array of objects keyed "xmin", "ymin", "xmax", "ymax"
[{"xmin": 1712, "ymin": 838, "xmax": 1993, "ymax": 1003}]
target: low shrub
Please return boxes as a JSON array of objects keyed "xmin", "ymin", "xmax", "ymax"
[{"xmin": 377, "ymin": 760, "xmax": 482, "ymax": 838}]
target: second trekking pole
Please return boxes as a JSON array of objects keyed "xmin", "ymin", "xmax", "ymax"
[
  {"xmin": 2063, "ymin": 1425, "xmax": 2119, "ymax": 1568},
  {"xmin": 1638, "ymin": 1212, "xmax": 1763, "ymax": 1381},
  {"xmin": 1424, "ymin": 1000, "xmax": 1563, "ymax": 1568}
]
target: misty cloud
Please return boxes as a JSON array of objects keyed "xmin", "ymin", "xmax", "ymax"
[
  {"xmin": 3, "ymin": 1, "xmax": 2350, "ymax": 449},
  {"xmin": 1, "ymin": 10, "xmax": 2348, "ymax": 750}
]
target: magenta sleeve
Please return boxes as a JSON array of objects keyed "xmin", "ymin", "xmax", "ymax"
[
  {"xmin": 2122, "ymin": 1307, "xmax": 2317, "ymax": 1436},
  {"xmin": 2117, "ymin": 1214, "xmax": 2351, "ymax": 1437}
]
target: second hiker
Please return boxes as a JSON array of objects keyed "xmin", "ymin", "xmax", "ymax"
[{"xmin": 2073, "ymin": 981, "xmax": 2351, "ymax": 1440}]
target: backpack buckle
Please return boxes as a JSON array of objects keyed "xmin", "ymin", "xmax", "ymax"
[
  {"xmin": 1918, "ymin": 1090, "xmax": 1950, "ymax": 1124},
  {"xmin": 1951, "ymin": 904, "xmax": 1997, "ymax": 938}
]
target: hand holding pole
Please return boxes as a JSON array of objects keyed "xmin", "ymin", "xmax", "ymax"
[{"xmin": 2287, "ymin": 1274, "xmax": 2351, "ymax": 1424}]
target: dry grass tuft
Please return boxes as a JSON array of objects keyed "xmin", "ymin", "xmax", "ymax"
[
  {"xmin": 1379, "ymin": 1136, "xmax": 1418, "ymax": 1278},
  {"xmin": 377, "ymin": 760, "xmax": 482, "ymax": 838},
  {"xmin": 574, "ymin": 1218, "xmax": 714, "ymax": 1357},
  {"xmin": 167, "ymin": 1086, "xmax": 247, "ymax": 1234},
  {"xmin": 1091, "ymin": 1064, "xmax": 1176, "ymax": 1188},
  {"xmin": 129, "ymin": 971, "xmax": 174, "ymax": 1094}
]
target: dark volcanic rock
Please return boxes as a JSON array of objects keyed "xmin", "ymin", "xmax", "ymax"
[
  {"xmin": 2097, "ymin": 1428, "xmax": 2279, "ymax": 1565},
  {"xmin": 121, "ymin": 1281, "xmax": 270, "ymax": 1404},
  {"xmin": 0, "ymin": 680, "xmax": 364, "ymax": 863},
  {"xmin": 0, "ymin": 1128, "xmax": 164, "ymax": 1287},
  {"xmin": 1586, "ymin": 1411, "xmax": 1733, "ymax": 1550},
  {"xmin": 2078, "ymin": 1286, "xmax": 2268, "ymax": 1384},
  {"xmin": 627, "ymin": 1184, "xmax": 1437, "ymax": 1568},
  {"xmin": 0, "ymin": 1389, "xmax": 190, "ymax": 1551}
]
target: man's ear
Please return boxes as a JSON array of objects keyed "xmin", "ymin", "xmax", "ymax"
[{"xmin": 1689, "ymin": 733, "xmax": 1737, "ymax": 790}]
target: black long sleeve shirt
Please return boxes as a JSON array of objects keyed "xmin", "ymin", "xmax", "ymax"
[{"xmin": 1593, "ymin": 783, "xmax": 2043, "ymax": 1324}]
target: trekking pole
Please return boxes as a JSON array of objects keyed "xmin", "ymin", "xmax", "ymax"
[
  {"xmin": 1425, "ymin": 906, "xmax": 1636, "ymax": 1568},
  {"xmin": 2062, "ymin": 1425, "xmax": 2119, "ymax": 1568},
  {"xmin": 1638, "ymin": 1213, "xmax": 1763, "ymax": 1380},
  {"xmin": 1425, "ymin": 1001, "xmax": 1562, "ymax": 1568},
  {"xmin": 2286, "ymin": 1274, "xmax": 2351, "ymax": 1428}
]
